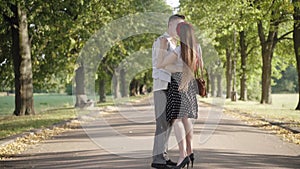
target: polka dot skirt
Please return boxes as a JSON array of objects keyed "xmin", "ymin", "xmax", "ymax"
[{"xmin": 166, "ymin": 72, "xmax": 198, "ymax": 123}]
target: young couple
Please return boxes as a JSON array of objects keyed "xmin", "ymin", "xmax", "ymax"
[{"xmin": 151, "ymin": 14, "xmax": 202, "ymax": 169}]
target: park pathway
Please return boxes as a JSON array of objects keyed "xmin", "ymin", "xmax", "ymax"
[{"xmin": 1, "ymin": 96, "xmax": 300, "ymax": 169}]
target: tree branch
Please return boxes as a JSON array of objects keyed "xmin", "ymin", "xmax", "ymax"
[
  {"xmin": 245, "ymin": 36, "xmax": 258, "ymax": 49},
  {"xmin": 278, "ymin": 37, "xmax": 293, "ymax": 41},
  {"xmin": 257, "ymin": 20, "xmax": 265, "ymax": 45},
  {"xmin": 275, "ymin": 30, "xmax": 293, "ymax": 42},
  {"xmin": 263, "ymin": 0, "xmax": 276, "ymax": 17},
  {"xmin": 104, "ymin": 65, "xmax": 113, "ymax": 77},
  {"xmin": 246, "ymin": 45, "xmax": 260, "ymax": 55}
]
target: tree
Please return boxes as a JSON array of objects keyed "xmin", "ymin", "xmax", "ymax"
[
  {"xmin": 86, "ymin": 0, "xmax": 172, "ymax": 101},
  {"xmin": 238, "ymin": 24, "xmax": 260, "ymax": 101},
  {"xmin": 75, "ymin": 65, "xmax": 88, "ymax": 107},
  {"xmin": 2, "ymin": 2, "xmax": 35, "ymax": 115},
  {"xmin": 293, "ymin": 0, "xmax": 300, "ymax": 110},
  {"xmin": 231, "ymin": 30, "xmax": 238, "ymax": 101},
  {"xmin": 256, "ymin": 0, "xmax": 294, "ymax": 104},
  {"xmin": 120, "ymin": 68, "xmax": 128, "ymax": 97},
  {"xmin": 180, "ymin": 0, "xmax": 226, "ymax": 98},
  {"xmin": 239, "ymin": 30, "xmax": 247, "ymax": 100},
  {"xmin": 226, "ymin": 48, "xmax": 232, "ymax": 98},
  {"xmin": 180, "ymin": 0, "xmax": 295, "ymax": 104},
  {"xmin": 1, "ymin": 0, "xmax": 89, "ymax": 114}
]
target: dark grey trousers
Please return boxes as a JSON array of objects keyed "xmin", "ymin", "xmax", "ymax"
[{"xmin": 152, "ymin": 90, "xmax": 172, "ymax": 164}]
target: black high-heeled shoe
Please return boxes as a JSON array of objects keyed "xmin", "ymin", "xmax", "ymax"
[
  {"xmin": 172, "ymin": 156, "xmax": 190, "ymax": 169},
  {"xmin": 189, "ymin": 153, "xmax": 194, "ymax": 168}
]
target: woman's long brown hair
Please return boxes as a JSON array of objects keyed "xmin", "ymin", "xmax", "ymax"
[{"xmin": 177, "ymin": 22, "xmax": 197, "ymax": 90}]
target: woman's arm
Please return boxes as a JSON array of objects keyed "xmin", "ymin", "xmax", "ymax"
[
  {"xmin": 157, "ymin": 51, "xmax": 178, "ymax": 69},
  {"xmin": 156, "ymin": 37, "xmax": 168, "ymax": 68},
  {"xmin": 165, "ymin": 64, "xmax": 182, "ymax": 73}
]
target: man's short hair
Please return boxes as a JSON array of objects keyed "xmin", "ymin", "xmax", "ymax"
[{"xmin": 168, "ymin": 14, "xmax": 185, "ymax": 23}]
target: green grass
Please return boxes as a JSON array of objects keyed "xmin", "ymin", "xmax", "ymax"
[
  {"xmin": 0, "ymin": 94, "xmax": 150, "ymax": 139},
  {"xmin": 0, "ymin": 94, "xmax": 77, "ymax": 139},
  {"xmin": 0, "ymin": 108, "xmax": 77, "ymax": 139},
  {"xmin": 201, "ymin": 94, "xmax": 300, "ymax": 123},
  {"xmin": 0, "ymin": 94, "xmax": 74, "ymax": 115}
]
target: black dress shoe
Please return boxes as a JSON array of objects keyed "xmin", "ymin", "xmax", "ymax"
[
  {"xmin": 151, "ymin": 163, "xmax": 171, "ymax": 169},
  {"xmin": 166, "ymin": 159, "xmax": 177, "ymax": 166}
]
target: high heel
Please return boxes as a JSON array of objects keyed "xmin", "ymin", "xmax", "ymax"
[
  {"xmin": 189, "ymin": 153, "xmax": 194, "ymax": 168},
  {"xmin": 172, "ymin": 156, "xmax": 190, "ymax": 169}
]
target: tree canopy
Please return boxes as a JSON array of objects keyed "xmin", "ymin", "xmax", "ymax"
[{"xmin": 0, "ymin": 0, "xmax": 299, "ymax": 115}]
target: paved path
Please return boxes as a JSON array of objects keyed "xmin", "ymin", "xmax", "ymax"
[{"xmin": 1, "ymin": 97, "xmax": 300, "ymax": 169}]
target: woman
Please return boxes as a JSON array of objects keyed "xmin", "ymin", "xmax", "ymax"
[{"xmin": 157, "ymin": 22, "xmax": 200, "ymax": 169}]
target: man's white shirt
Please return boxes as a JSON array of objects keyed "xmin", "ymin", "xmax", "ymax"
[{"xmin": 152, "ymin": 33, "xmax": 176, "ymax": 91}]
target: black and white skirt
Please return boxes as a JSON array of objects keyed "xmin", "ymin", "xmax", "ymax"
[{"xmin": 166, "ymin": 72, "xmax": 198, "ymax": 122}]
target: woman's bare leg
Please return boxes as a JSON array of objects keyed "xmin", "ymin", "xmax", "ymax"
[
  {"xmin": 173, "ymin": 119, "xmax": 187, "ymax": 165},
  {"xmin": 182, "ymin": 118, "xmax": 194, "ymax": 155}
]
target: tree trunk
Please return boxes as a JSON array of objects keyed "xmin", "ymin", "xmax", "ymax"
[
  {"xmin": 99, "ymin": 78, "xmax": 106, "ymax": 102},
  {"xmin": 258, "ymin": 20, "xmax": 277, "ymax": 104},
  {"xmin": 75, "ymin": 66, "xmax": 86, "ymax": 107},
  {"xmin": 239, "ymin": 31, "xmax": 247, "ymax": 101},
  {"xmin": 129, "ymin": 78, "xmax": 137, "ymax": 96},
  {"xmin": 135, "ymin": 80, "xmax": 140, "ymax": 95},
  {"xmin": 139, "ymin": 84, "xmax": 145, "ymax": 95},
  {"xmin": 293, "ymin": 0, "xmax": 300, "ymax": 110},
  {"xmin": 261, "ymin": 50, "xmax": 273, "ymax": 104},
  {"xmin": 119, "ymin": 68, "xmax": 127, "ymax": 97},
  {"xmin": 112, "ymin": 71, "xmax": 120, "ymax": 98},
  {"xmin": 231, "ymin": 30, "xmax": 237, "ymax": 101},
  {"xmin": 210, "ymin": 73, "xmax": 216, "ymax": 97},
  {"xmin": 216, "ymin": 73, "xmax": 222, "ymax": 97},
  {"xmin": 11, "ymin": 4, "xmax": 35, "ymax": 116},
  {"xmin": 206, "ymin": 69, "xmax": 210, "ymax": 97},
  {"xmin": 225, "ymin": 48, "xmax": 232, "ymax": 99}
]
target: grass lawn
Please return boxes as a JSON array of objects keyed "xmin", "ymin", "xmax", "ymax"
[
  {"xmin": 200, "ymin": 94, "xmax": 300, "ymax": 145},
  {"xmin": 201, "ymin": 94, "xmax": 300, "ymax": 123},
  {"xmin": 0, "ymin": 108, "xmax": 77, "ymax": 139},
  {"xmin": 0, "ymin": 94, "xmax": 77, "ymax": 139},
  {"xmin": 0, "ymin": 94, "xmax": 149, "ymax": 139},
  {"xmin": 0, "ymin": 94, "xmax": 74, "ymax": 116}
]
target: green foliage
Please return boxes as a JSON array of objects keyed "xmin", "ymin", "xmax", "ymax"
[
  {"xmin": 180, "ymin": 0, "xmax": 296, "ymax": 101},
  {"xmin": 0, "ymin": 0, "xmax": 172, "ymax": 94},
  {"xmin": 272, "ymin": 65, "xmax": 299, "ymax": 93},
  {"xmin": 0, "ymin": 20, "xmax": 13, "ymax": 92}
]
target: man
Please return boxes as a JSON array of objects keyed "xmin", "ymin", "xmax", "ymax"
[{"xmin": 151, "ymin": 14, "xmax": 185, "ymax": 169}]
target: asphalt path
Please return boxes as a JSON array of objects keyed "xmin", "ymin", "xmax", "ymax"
[{"xmin": 1, "ymin": 97, "xmax": 300, "ymax": 169}]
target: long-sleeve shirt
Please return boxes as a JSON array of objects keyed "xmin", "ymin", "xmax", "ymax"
[{"xmin": 152, "ymin": 32, "xmax": 176, "ymax": 91}]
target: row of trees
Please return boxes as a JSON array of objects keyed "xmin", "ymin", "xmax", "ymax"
[
  {"xmin": 1, "ymin": 0, "xmax": 299, "ymax": 116},
  {"xmin": 180, "ymin": 0, "xmax": 300, "ymax": 109},
  {"xmin": 0, "ymin": 0, "xmax": 172, "ymax": 115}
]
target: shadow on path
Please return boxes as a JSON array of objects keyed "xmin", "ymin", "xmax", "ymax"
[
  {"xmin": 1, "ymin": 100, "xmax": 300, "ymax": 168},
  {"xmin": 1, "ymin": 149, "xmax": 300, "ymax": 169}
]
